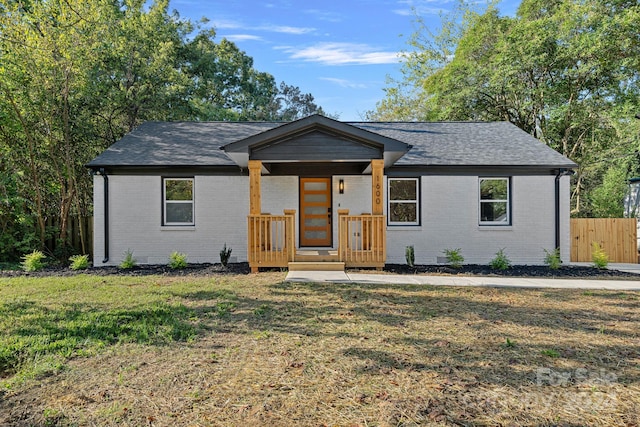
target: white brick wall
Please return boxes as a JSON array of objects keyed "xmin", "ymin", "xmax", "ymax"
[
  {"xmin": 93, "ymin": 175, "xmax": 250, "ymax": 266},
  {"xmin": 94, "ymin": 173, "xmax": 571, "ymax": 266},
  {"xmin": 332, "ymin": 175, "xmax": 373, "ymax": 245},
  {"xmin": 386, "ymin": 175, "xmax": 570, "ymax": 265},
  {"xmin": 262, "ymin": 176, "xmax": 299, "ymax": 246}
]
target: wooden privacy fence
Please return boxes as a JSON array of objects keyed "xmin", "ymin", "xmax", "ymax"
[{"xmin": 570, "ymin": 218, "xmax": 637, "ymax": 263}]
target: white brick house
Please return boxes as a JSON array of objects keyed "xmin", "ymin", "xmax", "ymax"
[{"xmin": 87, "ymin": 114, "xmax": 576, "ymax": 270}]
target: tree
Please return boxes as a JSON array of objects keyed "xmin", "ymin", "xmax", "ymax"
[
  {"xmin": 272, "ymin": 82, "xmax": 326, "ymax": 121},
  {"xmin": 371, "ymin": 0, "xmax": 640, "ymax": 216},
  {"xmin": 0, "ymin": 0, "xmax": 325, "ymax": 262},
  {"xmin": 183, "ymin": 34, "xmax": 325, "ymax": 121}
]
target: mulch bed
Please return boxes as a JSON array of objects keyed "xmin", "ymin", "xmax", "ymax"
[
  {"xmin": 0, "ymin": 262, "xmax": 251, "ymax": 278},
  {"xmin": 382, "ymin": 263, "xmax": 640, "ymax": 279},
  {"xmin": 2, "ymin": 262, "xmax": 640, "ymax": 279}
]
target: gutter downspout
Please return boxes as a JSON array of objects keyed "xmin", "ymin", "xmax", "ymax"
[
  {"xmin": 555, "ymin": 169, "xmax": 574, "ymax": 251},
  {"xmin": 98, "ymin": 168, "xmax": 109, "ymax": 263}
]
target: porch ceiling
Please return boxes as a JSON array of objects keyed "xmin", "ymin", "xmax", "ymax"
[{"xmin": 263, "ymin": 161, "xmax": 371, "ymax": 176}]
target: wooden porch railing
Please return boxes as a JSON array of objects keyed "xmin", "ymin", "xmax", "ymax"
[
  {"xmin": 248, "ymin": 210, "xmax": 295, "ymax": 273},
  {"xmin": 338, "ymin": 210, "xmax": 386, "ymax": 268}
]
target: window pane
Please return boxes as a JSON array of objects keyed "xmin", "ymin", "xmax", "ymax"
[
  {"xmin": 390, "ymin": 202, "xmax": 417, "ymax": 223},
  {"xmin": 389, "ymin": 179, "xmax": 417, "ymax": 201},
  {"xmin": 166, "ymin": 202, "xmax": 193, "ymax": 223},
  {"xmin": 304, "ymin": 181, "xmax": 327, "ymax": 191},
  {"xmin": 480, "ymin": 179, "xmax": 507, "ymax": 200},
  {"xmin": 304, "ymin": 206, "xmax": 327, "ymax": 215},
  {"xmin": 304, "ymin": 194, "xmax": 327, "ymax": 203},
  {"xmin": 304, "ymin": 218, "xmax": 327, "ymax": 227},
  {"xmin": 304, "ymin": 231, "xmax": 327, "ymax": 239},
  {"xmin": 480, "ymin": 201, "xmax": 508, "ymax": 223},
  {"xmin": 166, "ymin": 180, "xmax": 193, "ymax": 201}
]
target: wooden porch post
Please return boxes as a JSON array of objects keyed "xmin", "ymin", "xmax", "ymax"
[
  {"xmin": 371, "ymin": 159, "xmax": 384, "ymax": 215},
  {"xmin": 371, "ymin": 160, "xmax": 385, "ymax": 270},
  {"xmin": 248, "ymin": 160, "xmax": 262, "ymax": 273},
  {"xmin": 338, "ymin": 209, "xmax": 349, "ymax": 262},
  {"xmin": 248, "ymin": 160, "xmax": 262, "ymax": 215}
]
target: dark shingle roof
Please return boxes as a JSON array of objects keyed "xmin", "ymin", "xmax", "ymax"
[
  {"xmin": 87, "ymin": 121, "xmax": 280, "ymax": 167},
  {"xmin": 355, "ymin": 121, "xmax": 576, "ymax": 167},
  {"xmin": 86, "ymin": 119, "xmax": 576, "ymax": 169}
]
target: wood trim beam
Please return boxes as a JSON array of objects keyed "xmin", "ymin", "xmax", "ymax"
[
  {"xmin": 248, "ymin": 160, "xmax": 262, "ymax": 215},
  {"xmin": 371, "ymin": 159, "xmax": 384, "ymax": 215}
]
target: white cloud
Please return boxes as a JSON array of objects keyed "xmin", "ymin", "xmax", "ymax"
[
  {"xmin": 223, "ymin": 34, "xmax": 264, "ymax": 42},
  {"xmin": 211, "ymin": 19, "xmax": 314, "ymax": 35},
  {"xmin": 320, "ymin": 77, "xmax": 367, "ymax": 89},
  {"xmin": 283, "ymin": 42, "xmax": 401, "ymax": 66},
  {"xmin": 303, "ymin": 9, "xmax": 344, "ymax": 23},
  {"xmin": 262, "ymin": 25, "xmax": 315, "ymax": 35},
  {"xmin": 393, "ymin": 6, "xmax": 446, "ymax": 15},
  {"xmin": 211, "ymin": 19, "xmax": 244, "ymax": 30},
  {"xmin": 393, "ymin": 0, "xmax": 450, "ymax": 16}
]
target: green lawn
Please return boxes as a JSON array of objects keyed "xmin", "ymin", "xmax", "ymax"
[{"xmin": 1, "ymin": 273, "xmax": 638, "ymax": 426}]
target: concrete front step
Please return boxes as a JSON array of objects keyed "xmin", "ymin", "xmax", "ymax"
[
  {"xmin": 295, "ymin": 250, "xmax": 339, "ymax": 263},
  {"xmin": 288, "ymin": 261, "xmax": 345, "ymax": 271},
  {"xmin": 295, "ymin": 254, "xmax": 340, "ymax": 262}
]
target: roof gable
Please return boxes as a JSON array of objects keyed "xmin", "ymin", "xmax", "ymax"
[
  {"xmin": 221, "ymin": 114, "xmax": 409, "ymax": 168},
  {"xmin": 222, "ymin": 114, "xmax": 408, "ymax": 153},
  {"xmin": 250, "ymin": 129, "xmax": 383, "ymax": 161}
]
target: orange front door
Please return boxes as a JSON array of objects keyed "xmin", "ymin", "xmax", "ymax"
[{"xmin": 300, "ymin": 178, "xmax": 332, "ymax": 247}]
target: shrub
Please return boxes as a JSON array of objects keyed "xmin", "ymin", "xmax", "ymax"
[
  {"xmin": 119, "ymin": 249, "xmax": 137, "ymax": 269},
  {"xmin": 220, "ymin": 243, "xmax": 232, "ymax": 267},
  {"xmin": 21, "ymin": 250, "xmax": 46, "ymax": 272},
  {"xmin": 543, "ymin": 248, "xmax": 562, "ymax": 270},
  {"xmin": 405, "ymin": 245, "xmax": 415, "ymax": 267},
  {"xmin": 169, "ymin": 251, "xmax": 188, "ymax": 269},
  {"xmin": 591, "ymin": 242, "xmax": 608, "ymax": 269},
  {"xmin": 443, "ymin": 248, "xmax": 464, "ymax": 268},
  {"xmin": 69, "ymin": 254, "xmax": 90, "ymax": 271},
  {"xmin": 490, "ymin": 248, "xmax": 511, "ymax": 271}
]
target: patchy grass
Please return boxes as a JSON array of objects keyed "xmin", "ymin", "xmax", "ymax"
[
  {"xmin": 0, "ymin": 275, "xmax": 200, "ymax": 387},
  {"xmin": 0, "ymin": 273, "xmax": 639, "ymax": 426}
]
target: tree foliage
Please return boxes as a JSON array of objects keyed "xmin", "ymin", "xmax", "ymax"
[
  {"xmin": 371, "ymin": 0, "xmax": 640, "ymax": 216},
  {"xmin": 0, "ymin": 0, "xmax": 324, "ymax": 262}
]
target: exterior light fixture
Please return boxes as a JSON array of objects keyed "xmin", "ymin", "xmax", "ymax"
[{"xmin": 339, "ymin": 179, "xmax": 344, "ymax": 194}]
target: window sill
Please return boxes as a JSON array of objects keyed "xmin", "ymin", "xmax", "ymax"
[
  {"xmin": 160, "ymin": 226, "xmax": 196, "ymax": 231},
  {"xmin": 387, "ymin": 225, "xmax": 422, "ymax": 231},
  {"xmin": 478, "ymin": 225, "xmax": 512, "ymax": 231}
]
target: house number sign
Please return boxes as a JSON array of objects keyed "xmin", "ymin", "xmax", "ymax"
[{"xmin": 372, "ymin": 159, "xmax": 383, "ymax": 215}]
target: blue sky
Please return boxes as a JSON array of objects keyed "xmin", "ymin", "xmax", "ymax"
[{"xmin": 171, "ymin": 0, "xmax": 522, "ymax": 121}]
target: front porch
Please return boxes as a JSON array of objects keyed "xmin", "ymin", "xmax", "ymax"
[{"xmin": 247, "ymin": 159, "xmax": 387, "ymax": 272}]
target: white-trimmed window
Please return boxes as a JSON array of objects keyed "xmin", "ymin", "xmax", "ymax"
[
  {"xmin": 163, "ymin": 178, "xmax": 194, "ymax": 225},
  {"xmin": 479, "ymin": 177, "xmax": 510, "ymax": 225},
  {"xmin": 388, "ymin": 178, "xmax": 419, "ymax": 225}
]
